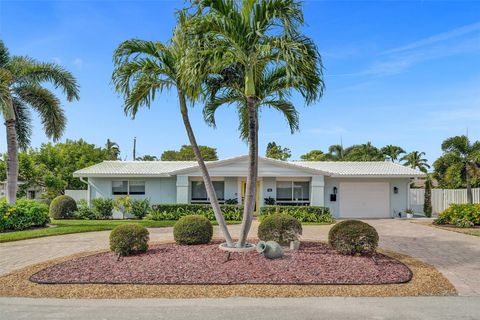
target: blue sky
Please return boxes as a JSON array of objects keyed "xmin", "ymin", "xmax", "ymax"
[{"xmin": 0, "ymin": 1, "xmax": 479, "ymax": 164}]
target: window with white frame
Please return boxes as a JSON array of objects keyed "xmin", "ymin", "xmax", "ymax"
[
  {"xmin": 276, "ymin": 181, "xmax": 310, "ymax": 203},
  {"xmin": 112, "ymin": 181, "xmax": 145, "ymax": 195},
  {"xmin": 191, "ymin": 181, "xmax": 224, "ymax": 202}
]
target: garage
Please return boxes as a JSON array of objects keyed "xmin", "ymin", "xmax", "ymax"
[{"xmin": 339, "ymin": 182, "xmax": 390, "ymax": 218}]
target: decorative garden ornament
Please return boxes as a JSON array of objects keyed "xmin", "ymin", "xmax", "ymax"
[{"xmin": 256, "ymin": 241, "xmax": 284, "ymax": 259}]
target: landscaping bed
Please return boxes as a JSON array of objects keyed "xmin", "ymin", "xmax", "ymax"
[{"xmin": 30, "ymin": 241, "xmax": 411, "ymax": 285}]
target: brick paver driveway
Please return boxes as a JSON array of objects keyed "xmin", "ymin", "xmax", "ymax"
[{"xmin": 0, "ymin": 219, "xmax": 478, "ymax": 295}]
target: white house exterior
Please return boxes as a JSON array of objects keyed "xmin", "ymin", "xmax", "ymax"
[{"xmin": 73, "ymin": 155, "xmax": 425, "ymax": 219}]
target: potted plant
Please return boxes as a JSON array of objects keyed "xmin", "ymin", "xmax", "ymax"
[{"xmin": 405, "ymin": 208, "xmax": 414, "ymax": 219}]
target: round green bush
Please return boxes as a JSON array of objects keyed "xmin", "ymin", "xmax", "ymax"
[
  {"xmin": 328, "ymin": 220, "xmax": 378, "ymax": 256},
  {"xmin": 257, "ymin": 213, "xmax": 302, "ymax": 245},
  {"xmin": 109, "ymin": 224, "xmax": 149, "ymax": 256},
  {"xmin": 173, "ymin": 215, "xmax": 213, "ymax": 245},
  {"xmin": 49, "ymin": 195, "xmax": 77, "ymax": 219}
]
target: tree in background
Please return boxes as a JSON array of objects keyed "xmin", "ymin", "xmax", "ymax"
[
  {"xmin": 433, "ymin": 135, "xmax": 480, "ymax": 203},
  {"xmin": 136, "ymin": 155, "xmax": 158, "ymax": 161},
  {"xmin": 0, "ymin": 40, "xmax": 79, "ymax": 203},
  {"xmin": 423, "ymin": 174, "xmax": 433, "ymax": 217},
  {"xmin": 161, "ymin": 145, "xmax": 218, "ymax": 161},
  {"xmin": 105, "ymin": 139, "xmax": 121, "ymax": 160},
  {"xmin": 300, "ymin": 150, "xmax": 327, "ymax": 161},
  {"xmin": 343, "ymin": 142, "xmax": 384, "ymax": 161},
  {"xmin": 401, "ymin": 151, "xmax": 430, "ymax": 173},
  {"xmin": 381, "ymin": 145, "xmax": 405, "ymax": 162},
  {"xmin": 328, "ymin": 144, "xmax": 345, "ymax": 161},
  {"xmin": 265, "ymin": 142, "xmax": 291, "ymax": 161}
]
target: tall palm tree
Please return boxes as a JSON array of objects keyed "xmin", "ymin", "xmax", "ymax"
[
  {"xmin": 105, "ymin": 139, "xmax": 121, "ymax": 160},
  {"xmin": 401, "ymin": 151, "xmax": 430, "ymax": 173},
  {"xmin": 440, "ymin": 135, "xmax": 480, "ymax": 203},
  {"xmin": 192, "ymin": 0, "xmax": 323, "ymax": 247},
  {"xmin": 136, "ymin": 155, "xmax": 158, "ymax": 161},
  {"xmin": 0, "ymin": 41, "xmax": 79, "ymax": 204},
  {"xmin": 112, "ymin": 13, "xmax": 234, "ymax": 247},
  {"xmin": 381, "ymin": 145, "xmax": 405, "ymax": 162},
  {"xmin": 344, "ymin": 142, "xmax": 384, "ymax": 161}
]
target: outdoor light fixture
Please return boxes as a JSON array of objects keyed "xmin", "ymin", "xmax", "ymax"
[
  {"xmin": 333, "ymin": 187, "xmax": 338, "ymax": 194},
  {"xmin": 393, "ymin": 187, "xmax": 399, "ymax": 194}
]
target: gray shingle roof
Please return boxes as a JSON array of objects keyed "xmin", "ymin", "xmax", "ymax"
[{"xmin": 74, "ymin": 156, "xmax": 425, "ymax": 178}]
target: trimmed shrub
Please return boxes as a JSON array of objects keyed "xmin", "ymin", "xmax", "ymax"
[
  {"xmin": 131, "ymin": 198, "xmax": 151, "ymax": 219},
  {"xmin": 434, "ymin": 204, "xmax": 480, "ymax": 226},
  {"xmin": 92, "ymin": 198, "xmax": 114, "ymax": 219},
  {"xmin": 49, "ymin": 195, "xmax": 77, "ymax": 219},
  {"xmin": 260, "ymin": 205, "xmax": 334, "ymax": 223},
  {"xmin": 173, "ymin": 215, "xmax": 213, "ymax": 245},
  {"xmin": 257, "ymin": 213, "xmax": 302, "ymax": 245},
  {"xmin": 328, "ymin": 220, "xmax": 379, "ymax": 256},
  {"xmin": 0, "ymin": 199, "xmax": 50, "ymax": 232},
  {"xmin": 147, "ymin": 204, "xmax": 242, "ymax": 221},
  {"xmin": 109, "ymin": 224, "xmax": 149, "ymax": 256}
]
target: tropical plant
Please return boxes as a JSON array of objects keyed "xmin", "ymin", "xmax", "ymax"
[
  {"xmin": 114, "ymin": 196, "xmax": 132, "ymax": 219},
  {"xmin": 265, "ymin": 142, "xmax": 291, "ymax": 161},
  {"xmin": 299, "ymin": 150, "xmax": 327, "ymax": 161},
  {"xmin": 146, "ymin": 203, "xmax": 242, "ymax": 221},
  {"xmin": 130, "ymin": 198, "xmax": 151, "ymax": 219},
  {"xmin": 434, "ymin": 135, "xmax": 480, "ymax": 203},
  {"xmin": 327, "ymin": 144, "xmax": 345, "ymax": 160},
  {"xmin": 343, "ymin": 142, "xmax": 384, "ymax": 161},
  {"xmin": 0, "ymin": 41, "xmax": 80, "ymax": 203},
  {"xmin": 112, "ymin": 13, "xmax": 233, "ymax": 246},
  {"xmin": 136, "ymin": 155, "xmax": 158, "ymax": 161},
  {"xmin": 401, "ymin": 151, "xmax": 430, "ymax": 173},
  {"xmin": 92, "ymin": 198, "xmax": 114, "ymax": 218},
  {"xmin": 160, "ymin": 145, "xmax": 218, "ymax": 161},
  {"xmin": 381, "ymin": 145, "xmax": 406, "ymax": 162},
  {"xmin": 424, "ymin": 175, "xmax": 433, "ymax": 217},
  {"xmin": 105, "ymin": 139, "xmax": 121, "ymax": 160},
  {"xmin": 195, "ymin": 0, "xmax": 323, "ymax": 247}
]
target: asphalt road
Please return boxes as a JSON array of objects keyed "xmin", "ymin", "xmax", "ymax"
[{"xmin": 1, "ymin": 296, "xmax": 479, "ymax": 320}]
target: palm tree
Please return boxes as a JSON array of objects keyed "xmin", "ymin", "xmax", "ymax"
[
  {"xmin": 440, "ymin": 135, "xmax": 480, "ymax": 203},
  {"xmin": 105, "ymin": 139, "xmax": 121, "ymax": 160},
  {"xmin": 344, "ymin": 142, "xmax": 384, "ymax": 161},
  {"xmin": 401, "ymin": 151, "xmax": 430, "ymax": 173},
  {"xmin": 193, "ymin": 0, "xmax": 323, "ymax": 247},
  {"xmin": 112, "ymin": 13, "xmax": 234, "ymax": 247},
  {"xmin": 136, "ymin": 155, "xmax": 158, "ymax": 161},
  {"xmin": 0, "ymin": 41, "xmax": 79, "ymax": 204},
  {"xmin": 328, "ymin": 144, "xmax": 345, "ymax": 161},
  {"xmin": 381, "ymin": 145, "xmax": 405, "ymax": 162}
]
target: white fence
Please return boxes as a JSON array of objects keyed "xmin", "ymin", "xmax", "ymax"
[
  {"xmin": 65, "ymin": 189, "xmax": 88, "ymax": 202},
  {"xmin": 409, "ymin": 188, "xmax": 480, "ymax": 215}
]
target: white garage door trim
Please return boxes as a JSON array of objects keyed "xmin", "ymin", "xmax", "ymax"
[{"xmin": 339, "ymin": 182, "xmax": 390, "ymax": 218}]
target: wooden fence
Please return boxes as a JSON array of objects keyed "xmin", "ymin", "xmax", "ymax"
[{"xmin": 409, "ymin": 188, "xmax": 480, "ymax": 215}]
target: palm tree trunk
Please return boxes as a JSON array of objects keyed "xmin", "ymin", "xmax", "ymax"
[
  {"xmin": 178, "ymin": 90, "xmax": 234, "ymax": 247},
  {"xmin": 237, "ymin": 96, "xmax": 257, "ymax": 247},
  {"xmin": 5, "ymin": 118, "xmax": 18, "ymax": 204}
]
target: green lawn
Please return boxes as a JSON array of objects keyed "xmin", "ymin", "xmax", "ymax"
[{"xmin": 0, "ymin": 220, "xmax": 178, "ymax": 243}]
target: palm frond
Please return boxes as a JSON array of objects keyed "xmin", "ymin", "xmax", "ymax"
[
  {"xmin": 10, "ymin": 56, "xmax": 80, "ymax": 101},
  {"xmin": 15, "ymin": 84, "xmax": 65, "ymax": 140},
  {"xmin": 0, "ymin": 40, "xmax": 10, "ymax": 68},
  {"xmin": 12, "ymin": 98, "xmax": 32, "ymax": 150}
]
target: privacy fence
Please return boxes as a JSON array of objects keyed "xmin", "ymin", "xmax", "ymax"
[{"xmin": 409, "ymin": 188, "xmax": 480, "ymax": 215}]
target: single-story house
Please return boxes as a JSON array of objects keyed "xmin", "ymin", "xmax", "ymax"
[{"xmin": 73, "ymin": 155, "xmax": 425, "ymax": 219}]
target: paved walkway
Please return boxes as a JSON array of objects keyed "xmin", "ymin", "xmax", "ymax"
[
  {"xmin": 1, "ymin": 219, "xmax": 479, "ymax": 295},
  {"xmin": 2, "ymin": 296, "xmax": 479, "ymax": 320}
]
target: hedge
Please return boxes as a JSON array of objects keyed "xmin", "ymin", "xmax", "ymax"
[
  {"xmin": 146, "ymin": 204, "xmax": 243, "ymax": 221},
  {"xmin": 434, "ymin": 204, "xmax": 480, "ymax": 227},
  {"xmin": 0, "ymin": 200, "xmax": 50, "ymax": 232},
  {"xmin": 260, "ymin": 205, "xmax": 334, "ymax": 223}
]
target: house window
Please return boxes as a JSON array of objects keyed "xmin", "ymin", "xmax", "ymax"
[
  {"xmin": 28, "ymin": 190, "xmax": 36, "ymax": 199},
  {"xmin": 191, "ymin": 181, "xmax": 224, "ymax": 203},
  {"xmin": 112, "ymin": 181, "xmax": 145, "ymax": 195},
  {"xmin": 276, "ymin": 181, "xmax": 310, "ymax": 205}
]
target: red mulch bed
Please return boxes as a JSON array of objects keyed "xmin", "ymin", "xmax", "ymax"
[{"xmin": 30, "ymin": 242, "xmax": 412, "ymax": 285}]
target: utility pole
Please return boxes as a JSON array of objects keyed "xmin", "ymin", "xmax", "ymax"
[{"xmin": 133, "ymin": 137, "xmax": 137, "ymax": 161}]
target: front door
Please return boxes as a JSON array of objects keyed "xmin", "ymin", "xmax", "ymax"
[{"xmin": 241, "ymin": 180, "xmax": 260, "ymax": 212}]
